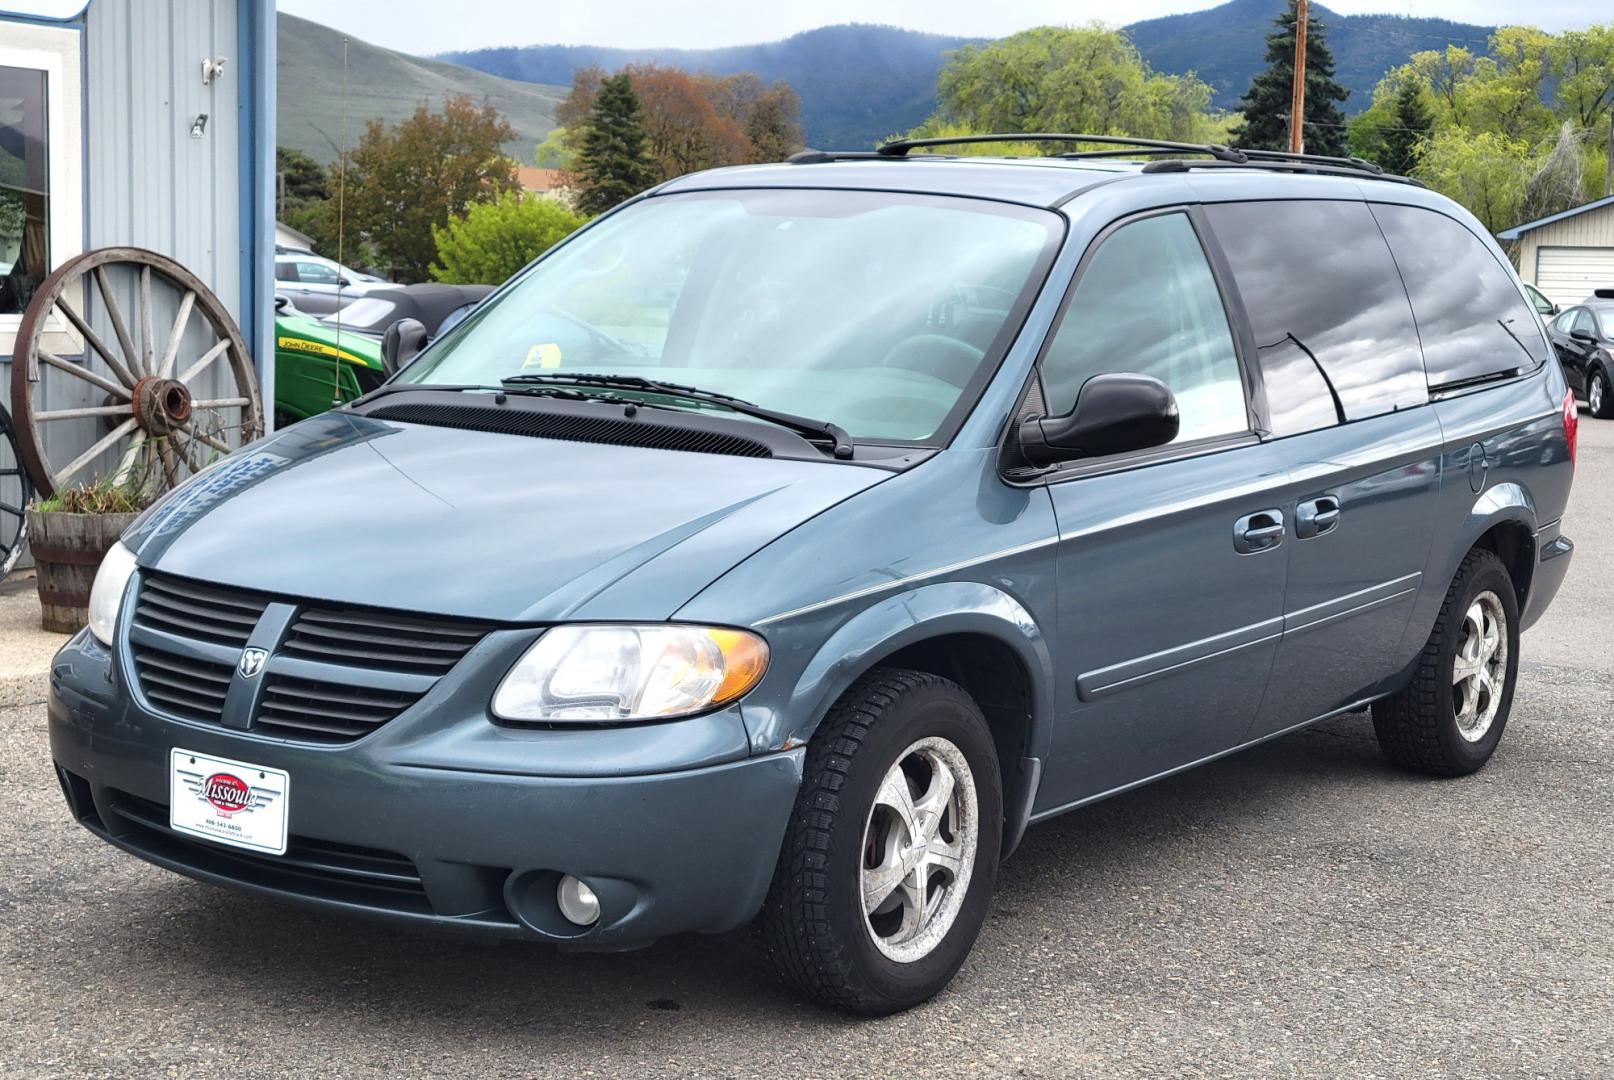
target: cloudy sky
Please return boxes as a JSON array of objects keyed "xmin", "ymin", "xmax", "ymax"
[{"xmin": 276, "ymin": 0, "xmax": 1602, "ymax": 53}]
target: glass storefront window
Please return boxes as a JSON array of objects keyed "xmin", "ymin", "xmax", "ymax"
[{"xmin": 0, "ymin": 64, "xmax": 48, "ymax": 316}]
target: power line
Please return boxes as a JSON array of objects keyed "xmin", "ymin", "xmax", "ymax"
[{"xmin": 1322, "ymin": 22, "xmax": 1495, "ymax": 50}]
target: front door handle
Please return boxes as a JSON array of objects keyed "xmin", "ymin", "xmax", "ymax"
[
  {"xmin": 1296, "ymin": 495, "xmax": 1341, "ymax": 539},
  {"xmin": 1234, "ymin": 509, "xmax": 1285, "ymax": 554}
]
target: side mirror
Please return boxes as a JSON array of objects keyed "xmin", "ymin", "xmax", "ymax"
[
  {"xmin": 1570, "ymin": 327, "xmax": 1597, "ymax": 345},
  {"xmin": 381, "ymin": 318, "xmax": 429, "ymax": 374},
  {"xmin": 1016, "ymin": 372, "xmax": 1179, "ymax": 467}
]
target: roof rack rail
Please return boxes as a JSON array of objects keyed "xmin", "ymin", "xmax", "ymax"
[
  {"xmin": 789, "ymin": 134, "xmax": 1420, "ymax": 185},
  {"xmin": 876, "ymin": 133, "xmax": 1248, "ymax": 162},
  {"xmin": 1141, "ymin": 157, "xmax": 1424, "ymax": 187}
]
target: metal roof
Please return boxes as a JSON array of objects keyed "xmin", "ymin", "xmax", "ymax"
[{"xmin": 1497, "ymin": 194, "xmax": 1614, "ymax": 240}]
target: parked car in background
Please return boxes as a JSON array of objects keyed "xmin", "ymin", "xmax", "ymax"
[
  {"xmin": 1524, "ymin": 282, "xmax": 1557, "ymax": 319},
  {"xmin": 51, "ymin": 136, "xmax": 1575, "ymax": 1016},
  {"xmin": 1549, "ymin": 301, "xmax": 1614, "ymax": 418},
  {"xmin": 273, "ymin": 253, "xmax": 384, "ymax": 316}
]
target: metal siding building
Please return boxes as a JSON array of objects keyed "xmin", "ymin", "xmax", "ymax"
[
  {"xmin": 1499, "ymin": 195, "xmax": 1614, "ymax": 306},
  {"xmin": 0, "ymin": 0, "xmax": 275, "ymax": 469}
]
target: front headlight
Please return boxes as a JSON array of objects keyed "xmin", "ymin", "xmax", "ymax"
[
  {"xmin": 492, "ymin": 624, "xmax": 769, "ymax": 723},
  {"xmin": 87, "ymin": 541, "xmax": 138, "ymax": 646}
]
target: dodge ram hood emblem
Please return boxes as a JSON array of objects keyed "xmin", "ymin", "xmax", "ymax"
[{"xmin": 238, "ymin": 648, "xmax": 267, "ymax": 679}]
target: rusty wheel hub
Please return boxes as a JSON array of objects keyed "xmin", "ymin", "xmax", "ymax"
[{"xmin": 131, "ymin": 377, "xmax": 193, "ymax": 436}]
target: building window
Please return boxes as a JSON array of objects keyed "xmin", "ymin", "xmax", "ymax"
[
  {"xmin": 0, "ymin": 64, "xmax": 49, "ymax": 315},
  {"xmin": 0, "ymin": 22, "xmax": 81, "ymax": 344}
]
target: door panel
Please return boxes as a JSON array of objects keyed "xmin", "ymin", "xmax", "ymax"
[
  {"xmin": 1248, "ymin": 410, "xmax": 1443, "ymax": 738},
  {"xmin": 1037, "ymin": 441, "xmax": 1291, "ymax": 813}
]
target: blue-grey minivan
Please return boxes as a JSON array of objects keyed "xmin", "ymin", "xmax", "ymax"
[{"xmin": 49, "ymin": 136, "xmax": 1576, "ymax": 1015}]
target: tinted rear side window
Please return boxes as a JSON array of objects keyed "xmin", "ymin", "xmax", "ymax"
[
  {"xmin": 1204, "ymin": 200, "xmax": 1427, "ymax": 437},
  {"xmin": 1370, "ymin": 203, "xmax": 1549, "ymax": 388}
]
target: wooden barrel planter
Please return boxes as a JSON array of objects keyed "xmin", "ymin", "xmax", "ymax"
[{"xmin": 26, "ymin": 510, "xmax": 138, "ymax": 633}]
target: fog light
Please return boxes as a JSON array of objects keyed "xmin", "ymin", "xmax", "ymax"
[{"xmin": 556, "ymin": 874, "xmax": 600, "ymax": 926}]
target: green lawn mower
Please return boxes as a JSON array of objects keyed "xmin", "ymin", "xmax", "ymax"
[
  {"xmin": 272, "ymin": 304, "xmax": 386, "ymax": 427},
  {"xmin": 272, "ymin": 285, "xmax": 491, "ymax": 426}
]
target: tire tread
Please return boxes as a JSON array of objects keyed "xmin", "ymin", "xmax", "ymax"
[
  {"xmin": 756, "ymin": 668, "xmax": 965, "ymax": 1014},
  {"xmin": 1373, "ymin": 548, "xmax": 1509, "ymax": 777}
]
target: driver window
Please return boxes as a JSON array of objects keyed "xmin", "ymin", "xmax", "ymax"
[{"xmin": 1039, "ymin": 212, "xmax": 1248, "ymax": 446}]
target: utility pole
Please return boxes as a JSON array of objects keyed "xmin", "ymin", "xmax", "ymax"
[{"xmin": 1289, "ymin": 0, "xmax": 1309, "ymax": 155}]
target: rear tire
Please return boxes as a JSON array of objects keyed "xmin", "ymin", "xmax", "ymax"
[
  {"xmin": 1589, "ymin": 368, "xmax": 1614, "ymax": 419},
  {"xmin": 1373, "ymin": 549, "xmax": 1519, "ymax": 777},
  {"xmin": 756, "ymin": 669, "xmax": 1002, "ymax": 1015}
]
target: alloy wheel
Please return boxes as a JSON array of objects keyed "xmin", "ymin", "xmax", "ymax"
[
  {"xmin": 861, "ymin": 736, "xmax": 978, "ymax": 963},
  {"xmin": 1452, "ymin": 590, "xmax": 1508, "ymax": 742}
]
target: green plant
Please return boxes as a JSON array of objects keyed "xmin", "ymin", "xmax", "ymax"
[
  {"xmin": 32, "ymin": 477, "xmax": 155, "ymax": 515},
  {"xmin": 431, "ymin": 191, "xmax": 588, "ymax": 285}
]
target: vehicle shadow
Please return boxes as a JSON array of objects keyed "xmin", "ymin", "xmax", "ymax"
[{"xmin": 105, "ymin": 714, "xmax": 1396, "ymax": 1041}]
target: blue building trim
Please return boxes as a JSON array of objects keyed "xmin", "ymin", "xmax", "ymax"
[{"xmin": 237, "ymin": 0, "xmax": 277, "ymax": 424}]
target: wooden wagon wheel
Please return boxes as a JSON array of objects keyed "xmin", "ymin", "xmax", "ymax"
[
  {"xmin": 0, "ymin": 403, "xmax": 31, "ymax": 581},
  {"xmin": 10, "ymin": 247, "xmax": 264, "ymax": 497}
]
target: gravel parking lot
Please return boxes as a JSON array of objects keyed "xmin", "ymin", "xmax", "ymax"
[{"xmin": 3, "ymin": 423, "xmax": 1611, "ymax": 1079}]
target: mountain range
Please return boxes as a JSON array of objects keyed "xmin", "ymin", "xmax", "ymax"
[
  {"xmin": 440, "ymin": 0, "xmax": 1497, "ymax": 148},
  {"xmin": 279, "ymin": 0, "xmax": 1499, "ymax": 162}
]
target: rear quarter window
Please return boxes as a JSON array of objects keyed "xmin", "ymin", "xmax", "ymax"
[
  {"xmin": 1203, "ymin": 199, "xmax": 1427, "ymax": 438},
  {"xmin": 1370, "ymin": 203, "xmax": 1549, "ymax": 389}
]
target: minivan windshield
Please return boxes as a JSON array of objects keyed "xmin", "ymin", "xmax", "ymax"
[{"xmin": 400, "ymin": 189, "xmax": 1061, "ymax": 444}]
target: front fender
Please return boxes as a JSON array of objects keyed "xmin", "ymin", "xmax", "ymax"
[{"xmin": 739, "ymin": 580, "xmax": 1054, "ymax": 758}]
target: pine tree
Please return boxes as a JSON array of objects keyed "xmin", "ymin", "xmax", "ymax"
[
  {"xmin": 576, "ymin": 74, "xmax": 655, "ymax": 216},
  {"xmin": 1381, "ymin": 80, "xmax": 1434, "ymax": 176},
  {"xmin": 1231, "ymin": 0, "xmax": 1350, "ymax": 156}
]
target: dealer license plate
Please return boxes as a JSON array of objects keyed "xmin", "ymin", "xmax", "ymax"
[{"xmin": 169, "ymin": 748, "xmax": 289, "ymax": 856}]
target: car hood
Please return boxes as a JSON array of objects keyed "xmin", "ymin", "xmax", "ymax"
[{"xmin": 127, "ymin": 411, "xmax": 887, "ymax": 622}]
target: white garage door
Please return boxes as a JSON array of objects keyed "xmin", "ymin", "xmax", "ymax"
[{"xmin": 1536, "ymin": 246, "xmax": 1614, "ymax": 305}]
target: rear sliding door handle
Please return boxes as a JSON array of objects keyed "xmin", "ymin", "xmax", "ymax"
[
  {"xmin": 1234, "ymin": 509, "xmax": 1285, "ymax": 554},
  {"xmin": 1296, "ymin": 495, "xmax": 1341, "ymax": 539}
]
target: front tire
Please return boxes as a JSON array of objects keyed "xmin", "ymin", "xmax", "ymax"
[
  {"xmin": 1373, "ymin": 549, "xmax": 1520, "ymax": 776},
  {"xmin": 757, "ymin": 669, "xmax": 1002, "ymax": 1015},
  {"xmin": 1589, "ymin": 368, "xmax": 1614, "ymax": 419}
]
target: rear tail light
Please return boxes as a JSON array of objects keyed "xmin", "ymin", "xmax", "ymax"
[{"xmin": 1563, "ymin": 388, "xmax": 1579, "ymax": 467}]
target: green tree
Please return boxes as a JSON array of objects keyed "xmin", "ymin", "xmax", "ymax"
[
  {"xmin": 1414, "ymin": 127, "xmax": 1531, "ymax": 233},
  {"xmin": 1231, "ymin": 0, "xmax": 1349, "ymax": 156},
  {"xmin": 534, "ymin": 127, "xmax": 575, "ymax": 170},
  {"xmin": 742, "ymin": 82, "xmax": 803, "ymax": 162},
  {"xmin": 342, "ymin": 95, "xmax": 518, "ymax": 281},
  {"xmin": 575, "ymin": 73, "xmax": 655, "ymax": 215},
  {"xmin": 430, "ymin": 191, "xmax": 588, "ymax": 284},
  {"xmin": 920, "ymin": 26, "xmax": 1225, "ymax": 144},
  {"xmin": 275, "ymin": 146, "xmax": 330, "ymax": 206},
  {"xmin": 1381, "ymin": 80, "xmax": 1435, "ymax": 175}
]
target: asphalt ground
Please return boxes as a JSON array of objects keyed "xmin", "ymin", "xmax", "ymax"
[{"xmin": 2, "ymin": 422, "xmax": 1611, "ymax": 1078}]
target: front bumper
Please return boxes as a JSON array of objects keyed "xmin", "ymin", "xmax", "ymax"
[{"xmin": 48, "ymin": 630, "xmax": 803, "ymax": 947}]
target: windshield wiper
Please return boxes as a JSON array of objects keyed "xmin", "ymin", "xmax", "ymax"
[{"xmin": 502, "ymin": 372, "xmax": 856, "ymax": 459}]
